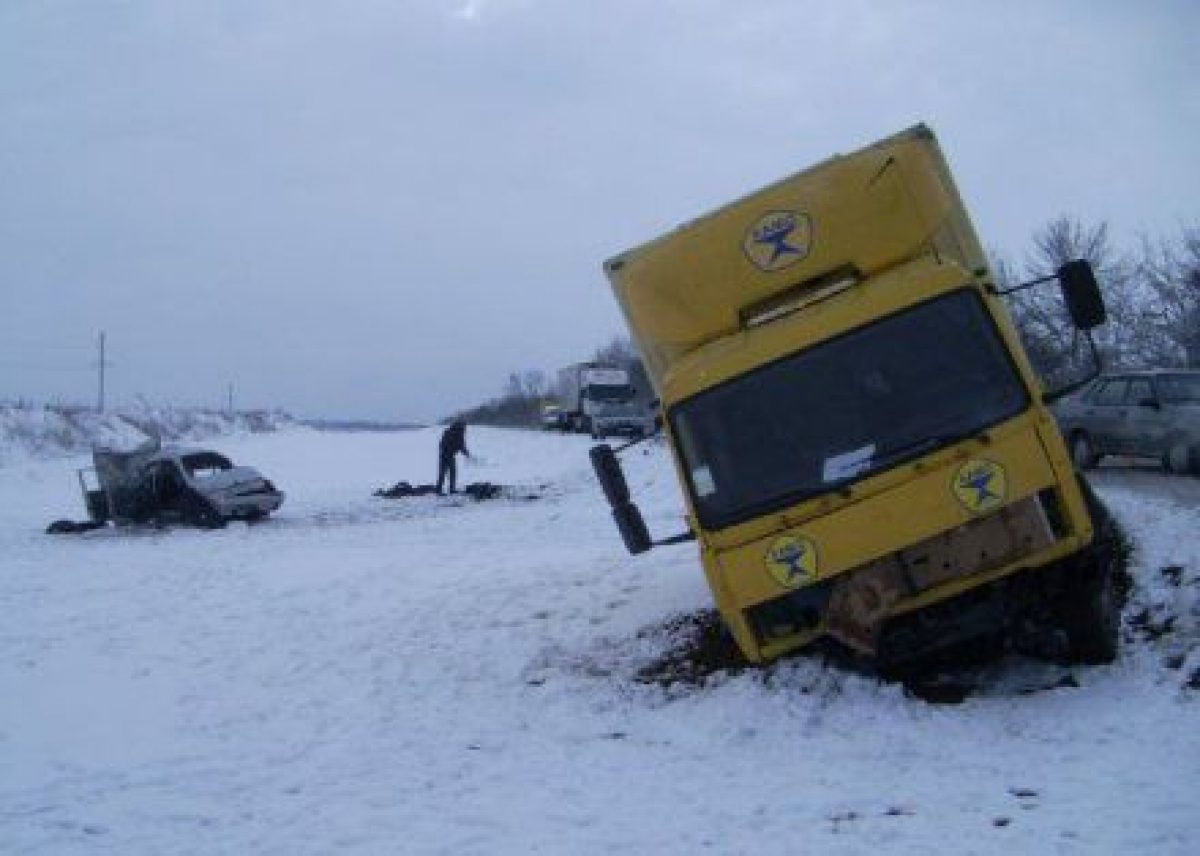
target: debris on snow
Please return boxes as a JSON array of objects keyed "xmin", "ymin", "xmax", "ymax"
[
  {"xmin": 373, "ymin": 481, "xmax": 440, "ymax": 498},
  {"xmin": 372, "ymin": 480, "xmax": 541, "ymax": 502},
  {"xmin": 634, "ymin": 609, "xmax": 748, "ymax": 687}
]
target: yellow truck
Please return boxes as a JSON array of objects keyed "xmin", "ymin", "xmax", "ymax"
[{"xmin": 591, "ymin": 124, "xmax": 1120, "ymax": 669}]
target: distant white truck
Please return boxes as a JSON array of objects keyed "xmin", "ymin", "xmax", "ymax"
[{"xmin": 554, "ymin": 362, "xmax": 654, "ymax": 439}]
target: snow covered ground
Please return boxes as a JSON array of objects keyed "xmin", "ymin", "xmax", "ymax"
[{"xmin": 1, "ymin": 427, "xmax": 1197, "ymax": 854}]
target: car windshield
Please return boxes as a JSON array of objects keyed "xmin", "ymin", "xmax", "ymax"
[
  {"xmin": 1157, "ymin": 374, "xmax": 1200, "ymax": 404},
  {"xmin": 671, "ymin": 289, "xmax": 1029, "ymax": 529},
  {"xmin": 587, "ymin": 384, "xmax": 635, "ymax": 403},
  {"xmin": 181, "ymin": 452, "xmax": 234, "ymax": 478}
]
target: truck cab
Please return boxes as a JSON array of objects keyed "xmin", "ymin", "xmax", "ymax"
[{"xmin": 597, "ymin": 125, "xmax": 1118, "ymax": 668}]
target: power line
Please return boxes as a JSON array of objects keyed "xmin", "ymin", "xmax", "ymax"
[
  {"xmin": 0, "ymin": 360, "xmax": 92, "ymax": 371},
  {"xmin": 0, "ymin": 341, "xmax": 94, "ymax": 353}
]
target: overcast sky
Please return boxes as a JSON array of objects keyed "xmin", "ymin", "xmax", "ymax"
[{"xmin": 1, "ymin": 1, "xmax": 1196, "ymax": 421}]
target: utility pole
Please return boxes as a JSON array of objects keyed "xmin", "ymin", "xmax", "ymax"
[
  {"xmin": 97, "ymin": 331, "xmax": 107, "ymax": 413},
  {"xmin": 226, "ymin": 382, "xmax": 234, "ymax": 416}
]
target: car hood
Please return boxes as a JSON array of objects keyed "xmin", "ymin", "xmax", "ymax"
[{"xmin": 193, "ymin": 466, "xmax": 273, "ymax": 493}]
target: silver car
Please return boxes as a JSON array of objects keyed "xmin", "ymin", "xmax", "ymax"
[
  {"xmin": 83, "ymin": 440, "xmax": 285, "ymax": 527},
  {"xmin": 1053, "ymin": 370, "xmax": 1200, "ymax": 474}
]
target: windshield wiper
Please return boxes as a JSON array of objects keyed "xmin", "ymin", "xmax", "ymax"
[{"xmin": 873, "ymin": 429, "xmax": 985, "ymax": 470}]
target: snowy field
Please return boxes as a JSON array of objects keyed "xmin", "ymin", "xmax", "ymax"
[{"xmin": 1, "ymin": 427, "xmax": 1197, "ymax": 854}]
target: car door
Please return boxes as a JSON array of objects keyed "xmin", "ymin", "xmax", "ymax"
[
  {"xmin": 1116, "ymin": 377, "xmax": 1160, "ymax": 456},
  {"xmin": 1080, "ymin": 378, "xmax": 1127, "ymax": 454},
  {"xmin": 148, "ymin": 460, "xmax": 186, "ymax": 509}
]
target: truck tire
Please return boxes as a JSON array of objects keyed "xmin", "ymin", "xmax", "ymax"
[
  {"xmin": 1059, "ymin": 476, "xmax": 1122, "ymax": 664},
  {"xmin": 1059, "ymin": 555, "xmax": 1120, "ymax": 664}
]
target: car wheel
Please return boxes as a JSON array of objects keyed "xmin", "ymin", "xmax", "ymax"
[
  {"xmin": 1070, "ymin": 433, "xmax": 1099, "ymax": 470},
  {"xmin": 1162, "ymin": 442, "xmax": 1195, "ymax": 476},
  {"xmin": 181, "ymin": 489, "xmax": 226, "ymax": 530}
]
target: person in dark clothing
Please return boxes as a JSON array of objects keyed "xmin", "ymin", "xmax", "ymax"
[{"xmin": 436, "ymin": 420, "xmax": 469, "ymax": 494}]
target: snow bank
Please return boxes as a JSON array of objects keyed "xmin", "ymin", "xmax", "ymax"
[{"xmin": 0, "ymin": 403, "xmax": 303, "ymax": 467}]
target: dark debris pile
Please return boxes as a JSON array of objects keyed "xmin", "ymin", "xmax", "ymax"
[
  {"xmin": 372, "ymin": 481, "xmax": 541, "ymax": 502},
  {"xmin": 634, "ymin": 609, "xmax": 749, "ymax": 687}
]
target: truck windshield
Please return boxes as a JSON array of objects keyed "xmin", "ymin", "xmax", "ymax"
[
  {"xmin": 587, "ymin": 384, "xmax": 635, "ymax": 403},
  {"xmin": 671, "ymin": 289, "xmax": 1029, "ymax": 529}
]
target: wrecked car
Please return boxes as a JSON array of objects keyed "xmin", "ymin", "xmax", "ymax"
[
  {"xmin": 1054, "ymin": 370, "xmax": 1200, "ymax": 475},
  {"xmin": 50, "ymin": 439, "xmax": 284, "ymax": 532}
]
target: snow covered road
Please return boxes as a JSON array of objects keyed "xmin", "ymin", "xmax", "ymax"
[{"xmin": 1, "ymin": 428, "xmax": 1197, "ymax": 854}]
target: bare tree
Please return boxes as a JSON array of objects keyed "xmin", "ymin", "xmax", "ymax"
[
  {"xmin": 504, "ymin": 369, "xmax": 549, "ymax": 402},
  {"xmin": 1136, "ymin": 226, "xmax": 1200, "ymax": 367},
  {"xmin": 592, "ymin": 335, "xmax": 653, "ymax": 401},
  {"xmin": 1003, "ymin": 215, "xmax": 1139, "ymax": 385},
  {"xmin": 451, "ymin": 367, "xmax": 551, "ymax": 427}
]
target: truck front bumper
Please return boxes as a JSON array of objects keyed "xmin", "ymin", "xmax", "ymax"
[{"xmin": 592, "ymin": 417, "xmax": 652, "ymax": 437}]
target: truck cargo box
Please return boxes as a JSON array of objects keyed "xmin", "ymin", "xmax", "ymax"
[{"xmin": 603, "ymin": 124, "xmax": 988, "ymax": 390}]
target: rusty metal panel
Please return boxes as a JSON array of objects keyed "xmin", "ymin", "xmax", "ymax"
[{"xmin": 900, "ymin": 495, "xmax": 1054, "ymax": 592}]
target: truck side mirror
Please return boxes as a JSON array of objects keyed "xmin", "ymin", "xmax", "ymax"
[
  {"xmin": 1058, "ymin": 260, "xmax": 1106, "ymax": 330},
  {"xmin": 590, "ymin": 444, "xmax": 630, "ymax": 506},
  {"xmin": 590, "ymin": 443, "xmax": 653, "ymax": 555},
  {"xmin": 613, "ymin": 501, "xmax": 653, "ymax": 555}
]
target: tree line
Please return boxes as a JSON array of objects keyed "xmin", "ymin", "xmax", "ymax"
[
  {"xmin": 454, "ymin": 217, "xmax": 1197, "ymax": 426},
  {"xmin": 449, "ymin": 337, "xmax": 651, "ymax": 428}
]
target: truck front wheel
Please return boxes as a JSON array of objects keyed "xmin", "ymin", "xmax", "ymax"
[
  {"xmin": 1057, "ymin": 477, "xmax": 1123, "ymax": 664},
  {"xmin": 1059, "ymin": 558, "xmax": 1120, "ymax": 664}
]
